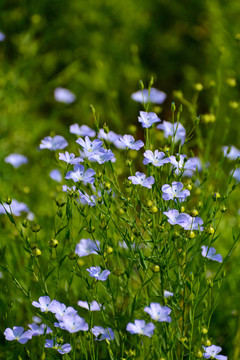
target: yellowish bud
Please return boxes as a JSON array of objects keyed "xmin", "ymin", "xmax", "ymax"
[
  {"xmin": 206, "ymin": 226, "xmax": 215, "ymax": 235},
  {"xmin": 191, "ymin": 209, "xmax": 199, "ymax": 217},
  {"xmin": 196, "ymin": 350, "xmax": 203, "ymax": 358},
  {"xmin": 189, "ymin": 231, "xmax": 195, "ymax": 239},
  {"xmin": 149, "ymin": 206, "xmax": 158, "ymax": 214},
  {"xmin": 180, "ymin": 206, "xmax": 185, "ymax": 213},
  {"xmin": 202, "ymin": 327, "xmax": 208, "ymax": 335},
  {"xmin": 119, "ymin": 208, "xmax": 125, "ymax": 215},
  {"xmin": 194, "ymin": 83, "xmax": 203, "ymax": 91},
  {"xmin": 107, "ymin": 246, "xmax": 113, "ymax": 255},
  {"xmin": 77, "ymin": 259, "xmax": 85, "ymax": 266},
  {"xmin": 32, "ymin": 248, "xmax": 41, "ymax": 257},
  {"xmin": 205, "ymin": 339, "xmax": 211, "ymax": 346},
  {"xmin": 146, "ymin": 200, "xmax": 153, "ymax": 208},
  {"xmin": 49, "ymin": 239, "xmax": 58, "ymax": 248},
  {"xmin": 226, "ymin": 77, "xmax": 237, "ymax": 87},
  {"xmin": 229, "ymin": 101, "xmax": 239, "ymax": 109},
  {"xmin": 152, "ymin": 265, "xmax": 160, "ymax": 273},
  {"xmin": 187, "ymin": 184, "xmax": 192, "ymax": 191},
  {"xmin": 213, "ymin": 192, "xmax": 220, "ymax": 200}
]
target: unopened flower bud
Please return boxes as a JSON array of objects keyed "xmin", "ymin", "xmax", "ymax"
[
  {"xmin": 128, "ymin": 124, "xmax": 137, "ymax": 134},
  {"xmin": 107, "ymin": 246, "xmax": 113, "ymax": 255},
  {"xmin": 56, "ymin": 199, "xmax": 65, "ymax": 207},
  {"xmin": 31, "ymin": 223, "xmax": 41, "ymax": 232},
  {"xmin": 226, "ymin": 77, "xmax": 237, "ymax": 87},
  {"xmin": 49, "ymin": 239, "xmax": 58, "ymax": 248},
  {"xmin": 229, "ymin": 101, "xmax": 239, "ymax": 109},
  {"xmin": 22, "ymin": 219, "xmax": 29, "ymax": 228},
  {"xmin": 124, "ymin": 179, "xmax": 132, "ymax": 188},
  {"xmin": 191, "ymin": 209, "xmax": 199, "ymax": 217},
  {"xmin": 119, "ymin": 208, "xmax": 125, "ymax": 215},
  {"xmin": 207, "ymin": 279, "xmax": 213, "ymax": 288},
  {"xmin": 103, "ymin": 123, "xmax": 109, "ymax": 134},
  {"xmin": 146, "ymin": 200, "xmax": 153, "ymax": 208},
  {"xmin": 189, "ymin": 231, "xmax": 195, "ymax": 239},
  {"xmin": 187, "ymin": 184, "xmax": 192, "ymax": 191},
  {"xmin": 180, "ymin": 206, "xmax": 185, "ymax": 213},
  {"xmin": 213, "ymin": 192, "xmax": 220, "ymax": 201},
  {"xmin": 194, "ymin": 83, "xmax": 203, "ymax": 92},
  {"xmin": 205, "ymin": 339, "xmax": 211, "ymax": 347},
  {"xmin": 32, "ymin": 248, "xmax": 41, "ymax": 257},
  {"xmin": 152, "ymin": 265, "xmax": 160, "ymax": 273},
  {"xmin": 5, "ymin": 196, "xmax": 12, "ymax": 205},
  {"xmin": 196, "ymin": 351, "xmax": 203, "ymax": 358},
  {"xmin": 96, "ymin": 171, "xmax": 102, "ymax": 179},
  {"xmin": 125, "ymin": 159, "xmax": 132, "ymax": 167},
  {"xmin": 171, "ymin": 102, "xmax": 176, "ymax": 112},
  {"xmin": 206, "ymin": 226, "xmax": 215, "ymax": 235},
  {"xmin": 202, "ymin": 327, "xmax": 208, "ymax": 335},
  {"xmin": 149, "ymin": 205, "xmax": 158, "ymax": 214},
  {"xmin": 104, "ymin": 182, "xmax": 111, "ymax": 191},
  {"xmin": 173, "ymin": 90, "xmax": 183, "ymax": 100},
  {"xmin": 220, "ymin": 204, "xmax": 227, "ymax": 212}
]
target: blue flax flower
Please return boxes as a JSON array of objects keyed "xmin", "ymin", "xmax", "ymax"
[
  {"xmin": 87, "ymin": 266, "xmax": 110, "ymax": 281},
  {"xmin": 32, "ymin": 296, "xmax": 52, "ymax": 312},
  {"xmin": 54, "ymin": 314, "xmax": 88, "ymax": 333},
  {"xmin": 49, "ymin": 169, "xmax": 62, "ymax": 182},
  {"xmin": 54, "ymin": 87, "xmax": 76, "ymax": 104},
  {"xmin": 138, "ymin": 111, "xmax": 161, "ymax": 128},
  {"xmin": 0, "ymin": 199, "xmax": 30, "ymax": 216},
  {"xmin": 144, "ymin": 303, "xmax": 172, "ymax": 322},
  {"xmin": 202, "ymin": 345, "xmax": 227, "ymax": 359},
  {"xmin": 48, "ymin": 300, "xmax": 77, "ymax": 319},
  {"xmin": 97, "ymin": 129, "xmax": 126, "ymax": 149},
  {"xmin": 45, "ymin": 338, "xmax": 72, "ymax": 354},
  {"xmin": 163, "ymin": 210, "xmax": 204, "ymax": 231},
  {"xmin": 4, "ymin": 327, "xmax": 32, "ymax": 344},
  {"xmin": 59, "ymin": 151, "xmax": 83, "ymax": 164},
  {"xmin": 232, "ymin": 168, "xmax": 240, "ymax": 182},
  {"xmin": 222, "ymin": 145, "xmax": 240, "ymax": 160},
  {"xmin": 126, "ymin": 320, "xmax": 155, "ymax": 337},
  {"xmin": 75, "ymin": 239, "xmax": 100, "ymax": 257},
  {"xmin": 76, "ymin": 136, "xmax": 103, "ymax": 156},
  {"xmin": 91, "ymin": 326, "xmax": 114, "ymax": 341},
  {"xmin": 88, "ymin": 148, "xmax": 115, "ymax": 164},
  {"xmin": 70, "ymin": 124, "xmax": 96, "ymax": 137},
  {"xmin": 78, "ymin": 191, "xmax": 97, "ymax": 206},
  {"xmin": 163, "ymin": 209, "xmax": 182, "ymax": 225},
  {"xmin": 65, "ymin": 164, "xmax": 95, "ymax": 184},
  {"xmin": 78, "ymin": 300, "xmax": 103, "ymax": 311},
  {"xmin": 128, "ymin": 172, "xmax": 155, "ymax": 189},
  {"xmin": 131, "ymin": 88, "xmax": 166, "ymax": 104},
  {"xmin": 143, "ymin": 150, "xmax": 169, "ymax": 167},
  {"xmin": 178, "ymin": 214, "xmax": 204, "ymax": 231},
  {"xmin": 4, "ymin": 154, "xmax": 28, "ymax": 168},
  {"xmin": 162, "ymin": 182, "xmax": 190, "ymax": 202},
  {"xmin": 0, "ymin": 31, "xmax": 5, "ymax": 41},
  {"xmin": 28, "ymin": 323, "xmax": 52, "ymax": 336},
  {"xmin": 169, "ymin": 155, "xmax": 198, "ymax": 175},
  {"xmin": 201, "ymin": 246, "xmax": 222, "ymax": 263},
  {"xmin": 164, "ymin": 290, "xmax": 174, "ymax": 298},
  {"xmin": 157, "ymin": 121, "xmax": 186, "ymax": 145},
  {"xmin": 119, "ymin": 135, "xmax": 144, "ymax": 150},
  {"xmin": 40, "ymin": 135, "xmax": 68, "ymax": 151}
]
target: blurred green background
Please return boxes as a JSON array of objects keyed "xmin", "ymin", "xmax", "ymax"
[{"xmin": 0, "ymin": 0, "xmax": 240, "ymax": 357}]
